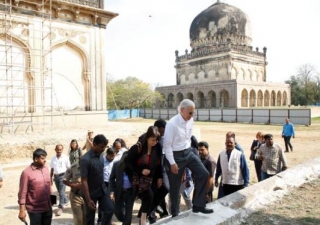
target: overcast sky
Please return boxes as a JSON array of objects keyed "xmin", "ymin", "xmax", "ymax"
[{"xmin": 104, "ymin": 0, "xmax": 320, "ymax": 86}]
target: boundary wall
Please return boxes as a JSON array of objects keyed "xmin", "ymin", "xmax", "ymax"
[
  {"xmin": 155, "ymin": 157, "xmax": 320, "ymax": 225},
  {"xmin": 140, "ymin": 108, "xmax": 311, "ymax": 125}
]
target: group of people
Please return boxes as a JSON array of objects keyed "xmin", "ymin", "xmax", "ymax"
[
  {"xmin": 249, "ymin": 118, "xmax": 295, "ymax": 182},
  {"xmin": 16, "ymin": 99, "xmax": 294, "ymax": 225}
]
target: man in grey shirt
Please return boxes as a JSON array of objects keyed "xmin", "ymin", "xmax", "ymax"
[
  {"xmin": 80, "ymin": 134, "xmax": 114, "ymax": 225},
  {"xmin": 163, "ymin": 99, "xmax": 213, "ymax": 217}
]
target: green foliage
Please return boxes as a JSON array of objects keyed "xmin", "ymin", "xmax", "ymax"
[
  {"xmin": 285, "ymin": 64, "xmax": 320, "ymax": 105},
  {"xmin": 106, "ymin": 76, "xmax": 164, "ymax": 110}
]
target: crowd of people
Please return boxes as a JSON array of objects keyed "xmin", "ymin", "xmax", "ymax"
[{"xmin": 14, "ymin": 99, "xmax": 295, "ymax": 225}]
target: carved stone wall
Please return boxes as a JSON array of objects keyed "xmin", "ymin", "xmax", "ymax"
[{"xmin": 0, "ymin": 0, "xmax": 117, "ymax": 113}]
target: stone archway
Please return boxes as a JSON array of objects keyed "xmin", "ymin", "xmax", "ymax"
[
  {"xmin": 51, "ymin": 39, "xmax": 90, "ymax": 110},
  {"xmin": 0, "ymin": 34, "xmax": 33, "ymax": 113},
  {"xmin": 264, "ymin": 90, "xmax": 270, "ymax": 106},
  {"xmin": 249, "ymin": 89, "xmax": 256, "ymax": 107},
  {"xmin": 187, "ymin": 92, "xmax": 194, "ymax": 102},
  {"xmin": 283, "ymin": 91, "xmax": 287, "ymax": 106},
  {"xmin": 271, "ymin": 91, "xmax": 276, "ymax": 106},
  {"xmin": 176, "ymin": 92, "xmax": 183, "ymax": 105},
  {"xmin": 241, "ymin": 89, "xmax": 248, "ymax": 107},
  {"xmin": 277, "ymin": 91, "xmax": 282, "ymax": 106},
  {"xmin": 220, "ymin": 89, "xmax": 229, "ymax": 107},
  {"xmin": 208, "ymin": 90, "xmax": 217, "ymax": 107},
  {"xmin": 257, "ymin": 90, "xmax": 263, "ymax": 107},
  {"xmin": 168, "ymin": 93, "xmax": 174, "ymax": 108},
  {"xmin": 197, "ymin": 91, "xmax": 204, "ymax": 108}
]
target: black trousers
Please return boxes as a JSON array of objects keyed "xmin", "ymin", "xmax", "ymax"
[
  {"xmin": 138, "ymin": 186, "xmax": 154, "ymax": 214},
  {"xmin": 115, "ymin": 188, "xmax": 135, "ymax": 225},
  {"xmin": 254, "ymin": 159, "xmax": 262, "ymax": 182},
  {"xmin": 84, "ymin": 193, "xmax": 114, "ymax": 225},
  {"xmin": 283, "ymin": 136, "xmax": 293, "ymax": 151},
  {"xmin": 28, "ymin": 210, "xmax": 52, "ymax": 225},
  {"xmin": 222, "ymin": 184, "xmax": 244, "ymax": 196},
  {"xmin": 168, "ymin": 148, "xmax": 209, "ymax": 216}
]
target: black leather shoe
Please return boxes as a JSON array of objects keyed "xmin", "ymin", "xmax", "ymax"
[{"xmin": 192, "ymin": 206, "xmax": 214, "ymax": 214}]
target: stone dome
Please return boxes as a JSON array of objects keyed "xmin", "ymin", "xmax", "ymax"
[{"xmin": 189, "ymin": 1, "xmax": 252, "ymax": 49}]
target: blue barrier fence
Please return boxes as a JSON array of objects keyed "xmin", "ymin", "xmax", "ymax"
[{"xmin": 108, "ymin": 109, "xmax": 140, "ymax": 120}]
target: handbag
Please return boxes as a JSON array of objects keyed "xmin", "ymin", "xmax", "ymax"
[
  {"xmin": 249, "ymin": 150, "xmax": 255, "ymax": 161},
  {"xmin": 132, "ymin": 173, "xmax": 153, "ymax": 194}
]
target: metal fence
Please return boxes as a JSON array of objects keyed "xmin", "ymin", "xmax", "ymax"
[{"xmin": 139, "ymin": 108, "xmax": 311, "ymax": 125}]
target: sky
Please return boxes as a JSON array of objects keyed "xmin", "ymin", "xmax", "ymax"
[{"xmin": 104, "ymin": 0, "xmax": 320, "ymax": 87}]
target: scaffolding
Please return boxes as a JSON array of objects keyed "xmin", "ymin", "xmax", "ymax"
[{"xmin": 0, "ymin": 0, "xmax": 60, "ymax": 133}]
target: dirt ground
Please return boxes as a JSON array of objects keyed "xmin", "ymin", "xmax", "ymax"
[
  {"xmin": 241, "ymin": 177, "xmax": 320, "ymax": 225},
  {"xmin": 0, "ymin": 118, "xmax": 320, "ymax": 225}
]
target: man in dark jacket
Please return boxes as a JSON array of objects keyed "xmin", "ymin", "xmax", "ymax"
[{"xmin": 109, "ymin": 161, "xmax": 135, "ymax": 225}]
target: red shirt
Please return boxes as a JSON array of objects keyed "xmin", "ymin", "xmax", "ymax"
[{"xmin": 18, "ymin": 164, "xmax": 52, "ymax": 213}]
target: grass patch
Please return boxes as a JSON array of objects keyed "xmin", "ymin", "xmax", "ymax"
[{"xmin": 311, "ymin": 117, "xmax": 320, "ymax": 122}]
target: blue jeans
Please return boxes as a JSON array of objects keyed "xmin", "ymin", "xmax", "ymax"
[
  {"xmin": 261, "ymin": 171, "xmax": 275, "ymax": 181},
  {"xmin": 54, "ymin": 174, "xmax": 68, "ymax": 209},
  {"xmin": 28, "ymin": 210, "xmax": 52, "ymax": 225}
]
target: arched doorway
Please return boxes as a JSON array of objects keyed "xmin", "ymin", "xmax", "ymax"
[
  {"xmin": 283, "ymin": 91, "xmax": 287, "ymax": 105},
  {"xmin": 187, "ymin": 92, "xmax": 194, "ymax": 102},
  {"xmin": 257, "ymin": 90, "xmax": 263, "ymax": 107},
  {"xmin": 197, "ymin": 91, "xmax": 204, "ymax": 108},
  {"xmin": 176, "ymin": 92, "xmax": 183, "ymax": 105},
  {"xmin": 264, "ymin": 90, "xmax": 270, "ymax": 106},
  {"xmin": 277, "ymin": 91, "xmax": 281, "ymax": 106},
  {"xmin": 220, "ymin": 89, "xmax": 229, "ymax": 107},
  {"xmin": 249, "ymin": 90, "xmax": 256, "ymax": 107},
  {"xmin": 168, "ymin": 93, "xmax": 174, "ymax": 108},
  {"xmin": 271, "ymin": 91, "xmax": 276, "ymax": 106},
  {"xmin": 241, "ymin": 89, "xmax": 248, "ymax": 107},
  {"xmin": 208, "ymin": 90, "xmax": 216, "ymax": 107}
]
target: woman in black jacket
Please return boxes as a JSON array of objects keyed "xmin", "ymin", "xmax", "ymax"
[
  {"xmin": 250, "ymin": 132, "xmax": 264, "ymax": 182},
  {"xmin": 125, "ymin": 126, "xmax": 163, "ymax": 225}
]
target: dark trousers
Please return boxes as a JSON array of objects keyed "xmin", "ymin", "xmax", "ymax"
[
  {"xmin": 217, "ymin": 178, "xmax": 224, "ymax": 199},
  {"xmin": 98, "ymin": 182, "xmax": 109, "ymax": 222},
  {"xmin": 283, "ymin": 136, "xmax": 292, "ymax": 151},
  {"xmin": 138, "ymin": 186, "xmax": 154, "ymax": 214},
  {"xmin": 222, "ymin": 184, "xmax": 244, "ymax": 196},
  {"xmin": 85, "ymin": 194, "xmax": 114, "ymax": 225},
  {"xmin": 254, "ymin": 159, "xmax": 262, "ymax": 182},
  {"xmin": 168, "ymin": 148, "xmax": 209, "ymax": 216},
  {"xmin": 28, "ymin": 210, "xmax": 52, "ymax": 225},
  {"xmin": 138, "ymin": 184, "xmax": 169, "ymax": 219},
  {"xmin": 261, "ymin": 171, "xmax": 275, "ymax": 181},
  {"xmin": 115, "ymin": 188, "xmax": 135, "ymax": 225}
]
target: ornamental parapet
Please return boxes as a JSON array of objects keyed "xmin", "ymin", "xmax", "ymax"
[{"xmin": 176, "ymin": 43, "xmax": 265, "ymax": 62}]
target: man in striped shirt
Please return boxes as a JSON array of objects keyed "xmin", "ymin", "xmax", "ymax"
[{"xmin": 256, "ymin": 133, "xmax": 288, "ymax": 181}]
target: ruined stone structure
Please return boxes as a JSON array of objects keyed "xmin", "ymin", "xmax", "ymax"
[
  {"xmin": 0, "ymin": 0, "xmax": 117, "ymax": 132},
  {"xmin": 156, "ymin": 1, "xmax": 290, "ymax": 108}
]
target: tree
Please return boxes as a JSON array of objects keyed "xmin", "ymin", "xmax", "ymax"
[
  {"xmin": 286, "ymin": 64, "xmax": 320, "ymax": 106},
  {"xmin": 296, "ymin": 64, "xmax": 317, "ymax": 105},
  {"xmin": 106, "ymin": 76, "xmax": 164, "ymax": 117}
]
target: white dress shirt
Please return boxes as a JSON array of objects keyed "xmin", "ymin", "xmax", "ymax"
[
  {"xmin": 50, "ymin": 154, "xmax": 70, "ymax": 174},
  {"xmin": 103, "ymin": 157, "xmax": 114, "ymax": 182},
  {"xmin": 163, "ymin": 113, "xmax": 193, "ymax": 165}
]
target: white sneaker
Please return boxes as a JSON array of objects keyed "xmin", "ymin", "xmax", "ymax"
[{"xmin": 56, "ymin": 208, "xmax": 63, "ymax": 216}]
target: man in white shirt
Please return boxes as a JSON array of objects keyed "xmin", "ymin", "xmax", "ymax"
[
  {"xmin": 50, "ymin": 144, "xmax": 71, "ymax": 216},
  {"xmin": 163, "ymin": 99, "xmax": 213, "ymax": 217}
]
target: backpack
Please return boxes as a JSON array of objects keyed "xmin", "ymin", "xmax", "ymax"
[{"xmin": 118, "ymin": 142, "xmax": 142, "ymax": 171}]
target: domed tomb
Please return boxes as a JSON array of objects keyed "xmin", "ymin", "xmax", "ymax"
[{"xmin": 190, "ymin": 1, "xmax": 252, "ymax": 50}]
